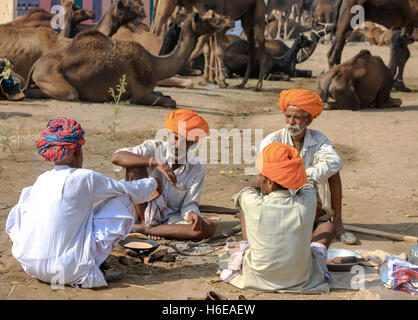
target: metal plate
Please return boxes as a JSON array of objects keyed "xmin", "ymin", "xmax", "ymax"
[
  {"xmin": 327, "ymin": 248, "xmax": 364, "ymax": 272},
  {"xmin": 119, "ymin": 239, "xmax": 159, "ymax": 254}
]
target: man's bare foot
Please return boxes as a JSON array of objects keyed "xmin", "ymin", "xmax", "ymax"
[
  {"xmin": 131, "ymin": 223, "xmax": 147, "ymax": 234},
  {"xmin": 131, "ymin": 224, "xmax": 166, "ymax": 240}
]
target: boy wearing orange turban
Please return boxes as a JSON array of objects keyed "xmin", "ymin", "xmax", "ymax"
[
  {"xmin": 6, "ymin": 118, "xmax": 161, "ymax": 288},
  {"xmin": 112, "ymin": 109, "xmax": 216, "ymax": 241},
  {"xmin": 220, "ymin": 142, "xmax": 336, "ymax": 293},
  {"xmin": 259, "ymin": 89, "xmax": 357, "ymax": 245}
]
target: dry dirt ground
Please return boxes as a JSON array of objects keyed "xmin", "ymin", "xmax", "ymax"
[{"xmin": 0, "ymin": 42, "xmax": 417, "ymax": 300}]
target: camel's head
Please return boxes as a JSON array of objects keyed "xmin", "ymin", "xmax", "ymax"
[
  {"xmin": 113, "ymin": 0, "xmax": 146, "ymax": 24},
  {"xmin": 190, "ymin": 10, "xmax": 235, "ymax": 36},
  {"xmin": 61, "ymin": 0, "xmax": 96, "ymax": 38},
  {"xmin": 169, "ymin": 6, "xmax": 189, "ymax": 25}
]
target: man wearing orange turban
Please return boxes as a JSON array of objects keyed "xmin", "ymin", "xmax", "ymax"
[
  {"xmin": 220, "ymin": 142, "xmax": 336, "ymax": 293},
  {"xmin": 111, "ymin": 109, "xmax": 216, "ymax": 241},
  {"xmin": 259, "ymin": 89, "xmax": 357, "ymax": 245}
]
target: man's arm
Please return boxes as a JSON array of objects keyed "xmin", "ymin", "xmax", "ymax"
[
  {"xmin": 112, "ymin": 151, "xmax": 177, "ymax": 185},
  {"xmin": 305, "ymin": 140, "xmax": 342, "ymax": 184},
  {"xmin": 90, "ymin": 171, "xmax": 158, "ymax": 205},
  {"xmin": 235, "ymin": 178, "xmax": 260, "ymax": 194},
  {"xmin": 111, "ymin": 151, "xmax": 158, "ymax": 168}
]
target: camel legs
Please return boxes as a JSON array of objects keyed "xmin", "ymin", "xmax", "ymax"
[
  {"xmin": 131, "ymin": 91, "xmax": 176, "ymax": 108},
  {"xmin": 29, "ymin": 66, "xmax": 79, "ymax": 101},
  {"xmin": 327, "ymin": 3, "xmax": 352, "ymax": 68},
  {"xmin": 213, "ymin": 31, "xmax": 228, "ymax": 88},
  {"xmin": 199, "ymin": 38, "xmax": 211, "ymax": 85},
  {"xmin": 208, "ymin": 36, "xmax": 217, "ymax": 84},
  {"xmin": 328, "ymin": 79, "xmax": 362, "ymax": 110},
  {"xmin": 275, "ymin": 11, "xmax": 282, "ymax": 40},
  {"xmin": 388, "ymin": 29, "xmax": 411, "ymax": 92},
  {"xmin": 151, "ymin": 0, "xmax": 178, "ymax": 37}
]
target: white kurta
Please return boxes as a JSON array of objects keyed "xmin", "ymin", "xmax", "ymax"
[
  {"xmin": 229, "ymin": 186, "xmax": 329, "ymax": 293},
  {"xmin": 115, "ymin": 139, "xmax": 206, "ymax": 224},
  {"xmin": 259, "ymin": 128, "xmax": 342, "ymax": 217},
  {"xmin": 6, "ymin": 165, "xmax": 157, "ymax": 288}
]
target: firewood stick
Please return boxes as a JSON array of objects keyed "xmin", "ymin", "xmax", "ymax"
[{"xmin": 344, "ymin": 224, "xmax": 418, "ymax": 243}]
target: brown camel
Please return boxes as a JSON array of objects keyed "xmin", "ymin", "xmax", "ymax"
[
  {"xmin": 24, "ymin": 12, "xmax": 233, "ymax": 108},
  {"xmin": 266, "ymin": 0, "xmax": 303, "ymax": 40},
  {"xmin": 327, "ymin": 0, "xmax": 418, "ymax": 91},
  {"xmin": 0, "ymin": 0, "xmax": 145, "ymax": 79},
  {"xmin": 113, "ymin": 21, "xmax": 194, "ymax": 88},
  {"xmin": 151, "ymin": 0, "xmax": 267, "ymax": 90},
  {"xmin": 317, "ymin": 50, "xmax": 402, "ymax": 110},
  {"xmin": 7, "ymin": 6, "xmax": 95, "ymax": 34}
]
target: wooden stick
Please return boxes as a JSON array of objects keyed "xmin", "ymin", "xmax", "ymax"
[
  {"xmin": 199, "ymin": 205, "xmax": 239, "ymax": 214},
  {"xmin": 344, "ymin": 224, "xmax": 418, "ymax": 243},
  {"xmin": 405, "ymin": 215, "xmax": 418, "ymax": 218}
]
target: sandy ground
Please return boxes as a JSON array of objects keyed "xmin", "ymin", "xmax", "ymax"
[{"xmin": 0, "ymin": 42, "xmax": 417, "ymax": 300}]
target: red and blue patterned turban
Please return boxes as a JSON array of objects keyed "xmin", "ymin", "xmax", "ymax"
[{"xmin": 36, "ymin": 117, "xmax": 85, "ymax": 162}]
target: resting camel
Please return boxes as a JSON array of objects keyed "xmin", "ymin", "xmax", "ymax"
[
  {"xmin": 7, "ymin": 6, "xmax": 95, "ymax": 35},
  {"xmin": 25, "ymin": 12, "xmax": 233, "ymax": 108},
  {"xmin": 223, "ymin": 23, "xmax": 332, "ymax": 79},
  {"xmin": 113, "ymin": 22, "xmax": 194, "ymax": 88},
  {"xmin": 0, "ymin": 0, "xmax": 145, "ymax": 79},
  {"xmin": 266, "ymin": 0, "xmax": 303, "ymax": 40},
  {"xmin": 317, "ymin": 49, "xmax": 402, "ymax": 110},
  {"xmin": 327, "ymin": 0, "xmax": 418, "ymax": 91},
  {"xmin": 151, "ymin": 0, "xmax": 268, "ymax": 90},
  {"xmin": 223, "ymin": 34, "xmax": 312, "ymax": 78}
]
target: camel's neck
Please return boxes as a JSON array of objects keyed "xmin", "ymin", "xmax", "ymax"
[
  {"xmin": 95, "ymin": 11, "xmax": 119, "ymax": 37},
  {"xmin": 149, "ymin": 20, "xmax": 198, "ymax": 82},
  {"xmin": 272, "ymin": 36, "xmax": 303, "ymax": 69}
]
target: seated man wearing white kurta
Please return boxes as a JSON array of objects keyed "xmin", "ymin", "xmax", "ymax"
[
  {"xmin": 6, "ymin": 117, "xmax": 161, "ymax": 288},
  {"xmin": 222, "ymin": 142, "xmax": 336, "ymax": 293},
  {"xmin": 259, "ymin": 89, "xmax": 357, "ymax": 245},
  {"xmin": 111, "ymin": 109, "xmax": 216, "ymax": 241}
]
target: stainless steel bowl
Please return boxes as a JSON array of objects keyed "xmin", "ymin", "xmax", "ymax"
[{"xmin": 327, "ymin": 248, "xmax": 365, "ymax": 272}]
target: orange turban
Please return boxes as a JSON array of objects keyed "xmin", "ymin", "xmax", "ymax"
[
  {"xmin": 165, "ymin": 109, "xmax": 209, "ymax": 141},
  {"xmin": 255, "ymin": 142, "xmax": 307, "ymax": 189},
  {"xmin": 278, "ymin": 89, "xmax": 323, "ymax": 119}
]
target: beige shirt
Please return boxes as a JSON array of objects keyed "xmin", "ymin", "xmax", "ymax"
[
  {"xmin": 115, "ymin": 140, "xmax": 205, "ymax": 223},
  {"xmin": 229, "ymin": 186, "xmax": 329, "ymax": 293}
]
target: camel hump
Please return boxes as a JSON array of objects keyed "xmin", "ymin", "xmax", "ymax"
[
  {"xmin": 357, "ymin": 49, "xmax": 372, "ymax": 57},
  {"xmin": 75, "ymin": 29, "xmax": 110, "ymax": 41}
]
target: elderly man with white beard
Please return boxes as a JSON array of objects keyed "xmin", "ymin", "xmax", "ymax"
[{"xmin": 259, "ymin": 89, "xmax": 357, "ymax": 245}]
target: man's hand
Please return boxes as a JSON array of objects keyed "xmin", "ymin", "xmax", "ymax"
[
  {"xmin": 149, "ymin": 176, "xmax": 163, "ymax": 202},
  {"xmin": 155, "ymin": 162, "xmax": 177, "ymax": 185},
  {"xmin": 187, "ymin": 211, "xmax": 203, "ymax": 232}
]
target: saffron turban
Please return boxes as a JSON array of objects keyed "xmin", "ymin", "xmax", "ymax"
[
  {"xmin": 255, "ymin": 142, "xmax": 307, "ymax": 189},
  {"xmin": 165, "ymin": 109, "xmax": 209, "ymax": 141},
  {"xmin": 36, "ymin": 117, "xmax": 85, "ymax": 162},
  {"xmin": 278, "ymin": 89, "xmax": 323, "ymax": 119}
]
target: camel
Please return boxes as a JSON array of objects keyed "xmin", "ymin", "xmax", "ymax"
[
  {"xmin": 348, "ymin": 23, "xmax": 384, "ymax": 45},
  {"xmin": 266, "ymin": 0, "xmax": 304, "ymax": 40},
  {"xmin": 223, "ymin": 33, "xmax": 312, "ymax": 78},
  {"xmin": 113, "ymin": 22, "xmax": 194, "ymax": 88},
  {"xmin": 24, "ymin": 12, "xmax": 233, "ymax": 108},
  {"xmin": 327, "ymin": 0, "xmax": 418, "ymax": 91},
  {"xmin": 7, "ymin": 6, "xmax": 95, "ymax": 34},
  {"xmin": 317, "ymin": 50, "xmax": 402, "ymax": 110},
  {"xmin": 151, "ymin": 0, "xmax": 268, "ymax": 90},
  {"xmin": 223, "ymin": 23, "xmax": 332, "ymax": 78},
  {"xmin": 0, "ymin": 0, "xmax": 145, "ymax": 79}
]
